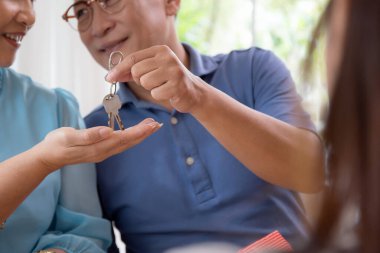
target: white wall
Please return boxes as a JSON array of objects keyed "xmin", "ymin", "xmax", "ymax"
[{"xmin": 13, "ymin": 0, "xmax": 108, "ymax": 116}]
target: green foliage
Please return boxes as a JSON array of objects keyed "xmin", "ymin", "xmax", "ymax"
[
  {"xmin": 177, "ymin": 0, "xmax": 327, "ymax": 61},
  {"xmin": 177, "ymin": 0, "xmax": 213, "ymax": 52},
  {"xmin": 178, "ymin": 0, "xmax": 255, "ymax": 54},
  {"xmin": 177, "ymin": 0, "xmax": 329, "ymax": 123}
]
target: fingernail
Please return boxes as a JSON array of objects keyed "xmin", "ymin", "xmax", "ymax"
[
  {"xmin": 147, "ymin": 122, "xmax": 163, "ymax": 130},
  {"xmin": 99, "ymin": 127, "xmax": 113, "ymax": 137},
  {"xmin": 143, "ymin": 118, "xmax": 156, "ymax": 124}
]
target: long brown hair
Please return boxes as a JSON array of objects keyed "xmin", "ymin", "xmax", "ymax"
[{"xmin": 305, "ymin": 0, "xmax": 380, "ymax": 252}]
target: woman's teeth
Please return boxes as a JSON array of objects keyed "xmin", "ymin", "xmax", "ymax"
[{"xmin": 4, "ymin": 34, "xmax": 23, "ymax": 45}]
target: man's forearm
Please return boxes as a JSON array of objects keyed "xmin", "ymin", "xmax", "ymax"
[{"xmin": 192, "ymin": 83, "xmax": 325, "ymax": 193}]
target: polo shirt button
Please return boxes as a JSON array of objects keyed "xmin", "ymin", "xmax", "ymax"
[
  {"xmin": 186, "ymin": 156, "xmax": 194, "ymax": 166},
  {"xmin": 171, "ymin": 117, "xmax": 178, "ymax": 125}
]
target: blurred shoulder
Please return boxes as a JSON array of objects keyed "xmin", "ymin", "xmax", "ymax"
[
  {"xmin": 211, "ymin": 47, "xmax": 288, "ymax": 76},
  {"xmin": 1, "ymin": 68, "xmax": 77, "ymax": 106}
]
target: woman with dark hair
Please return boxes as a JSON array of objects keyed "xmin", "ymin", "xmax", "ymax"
[{"xmin": 302, "ymin": 0, "xmax": 380, "ymax": 252}]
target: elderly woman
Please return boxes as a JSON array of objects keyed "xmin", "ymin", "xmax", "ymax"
[{"xmin": 0, "ymin": 0, "xmax": 161, "ymax": 252}]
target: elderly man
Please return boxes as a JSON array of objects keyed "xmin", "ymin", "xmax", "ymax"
[{"xmin": 62, "ymin": 0, "xmax": 324, "ymax": 252}]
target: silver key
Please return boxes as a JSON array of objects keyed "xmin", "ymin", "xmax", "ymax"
[
  {"xmin": 102, "ymin": 51, "xmax": 125, "ymax": 130},
  {"xmin": 103, "ymin": 94, "xmax": 125, "ymax": 130}
]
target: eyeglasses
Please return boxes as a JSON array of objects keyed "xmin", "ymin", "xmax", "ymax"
[{"xmin": 62, "ymin": 0, "xmax": 125, "ymax": 32}]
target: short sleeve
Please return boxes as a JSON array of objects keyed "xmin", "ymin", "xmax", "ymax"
[
  {"xmin": 54, "ymin": 88, "xmax": 85, "ymax": 129},
  {"xmin": 252, "ymin": 50, "xmax": 315, "ymax": 132},
  {"xmin": 53, "ymin": 88, "xmax": 105, "ymax": 217},
  {"xmin": 31, "ymin": 88, "xmax": 112, "ymax": 252}
]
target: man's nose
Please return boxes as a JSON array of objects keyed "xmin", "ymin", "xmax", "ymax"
[{"xmin": 88, "ymin": 4, "xmax": 115, "ymax": 37}]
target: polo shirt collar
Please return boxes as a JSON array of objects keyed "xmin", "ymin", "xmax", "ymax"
[{"xmin": 183, "ymin": 43, "xmax": 219, "ymax": 77}]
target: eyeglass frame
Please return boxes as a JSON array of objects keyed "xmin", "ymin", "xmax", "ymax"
[{"xmin": 62, "ymin": 0, "xmax": 125, "ymax": 32}]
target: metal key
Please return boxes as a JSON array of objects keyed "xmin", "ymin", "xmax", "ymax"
[
  {"xmin": 103, "ymin": 51, "xmax": 125, "ymax": 130},
  {"xmin": 103, "ymin": 94, "xmax": 125, "ymax": 130}
]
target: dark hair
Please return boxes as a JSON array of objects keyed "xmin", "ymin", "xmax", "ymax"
[{"xmin": 304, "ymin": 0, "xmax": 380, "ymax": 252}]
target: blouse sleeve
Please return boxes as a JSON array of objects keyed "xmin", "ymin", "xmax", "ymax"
[{"xmin": 33, "ymin": 88, "xmax": 112, "ymax": 252}]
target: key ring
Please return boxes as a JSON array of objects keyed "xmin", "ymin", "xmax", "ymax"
[
  {"xmin": 108, "ymin": 51, "xmax": 124, "ymax": 95},
  {"xmin": 109, "ymin": 83, "xmax": 117, "ymax": 96},
  {"xmin": 109, "ymin": 51, "xmax": 124, "ymax": 70}
]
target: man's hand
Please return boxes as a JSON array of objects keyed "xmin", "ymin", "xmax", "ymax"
[
  {"xmin": 34, "ymin": 118, "xmax": 161, "ymax": 173},
  {"xmin": 106, "ymin": 45, "xmax": 206, "ymax": 113}
]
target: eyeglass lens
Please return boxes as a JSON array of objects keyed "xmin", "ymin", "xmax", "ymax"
[{"xmin": 65, "ymin": 0, "xmax": 123, "ymax": 32}]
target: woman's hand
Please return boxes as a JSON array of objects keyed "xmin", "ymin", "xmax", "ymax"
[{"xmin": 33, "ymin": 118, "xmax": 161, "ymax": 173}]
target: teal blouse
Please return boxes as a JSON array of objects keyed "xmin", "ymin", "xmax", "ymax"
[{"xmin": 0, "ymin": 68, "xmax": 112, "ymax": 252}]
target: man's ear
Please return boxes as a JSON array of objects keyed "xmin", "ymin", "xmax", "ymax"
[{"xmin": 165, "ymin": 0, "xmax": 180, "ymax": 16}]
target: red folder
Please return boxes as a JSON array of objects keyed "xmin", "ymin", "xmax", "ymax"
[{"xmin": 238, "ymin": 230, "xmax": 293, "ymax": 253}]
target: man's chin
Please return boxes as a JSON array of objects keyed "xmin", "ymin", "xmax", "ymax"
[{"xmin": 93, "ymin": 56, "xmax": 108, "ymax": 71}]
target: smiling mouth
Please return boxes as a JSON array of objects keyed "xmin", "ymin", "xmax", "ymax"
[
  {"xmin": 3, "ymin": 33, "xmax": 24, "ymax": 45},
  {"xmin": 100, "ymin": 37, "xmax": 129, "ymax": 54}
]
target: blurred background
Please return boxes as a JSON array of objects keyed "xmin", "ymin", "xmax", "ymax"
[
  {"xmin": 177, "ymin": 0, "xmax": 328, "ymax": 129},
  {"xmin": 12, "ymin": 0, "xmax": 327, "ymax": 252}
]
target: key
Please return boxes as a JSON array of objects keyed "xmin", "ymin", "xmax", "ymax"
[
  {"xmin": 103, "ymin": 94, "xmax": 124, "ymax": 130},
  {"xmin": 102, "ymin": 51, "xmax": 125, "ymax": 130},
  {"xmin": 103, "ymin": 94, "xmax": 125, "ymax": 130}
]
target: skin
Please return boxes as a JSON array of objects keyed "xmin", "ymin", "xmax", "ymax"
[
  {"xmin": 0, "ymin": 0, "xmax": 35, "ymax": 67},
  {"xmin": 0, "ymin": 2, "xmax": 161, "ymax": 252},
  {"xmin": 78, "ymin": 0, "xmax": 325, "ymax": 193}
]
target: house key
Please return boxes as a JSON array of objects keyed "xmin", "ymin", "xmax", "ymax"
[
  {"xmin": 103, "ymin": 93, "xmax": 125, "ymax": 130},
  {"xmin": 103, "ymin": 51, "xmax": 125, "ymax": 130}
]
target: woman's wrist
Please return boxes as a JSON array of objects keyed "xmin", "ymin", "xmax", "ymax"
[{"xmin": 28, "ymin": 143, "xmax": 60, "ymax": 175}]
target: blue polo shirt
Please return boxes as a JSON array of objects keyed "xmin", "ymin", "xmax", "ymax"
[{"xmin": 85, "ymin": 44, "xmax": 315, "ymax": 253}]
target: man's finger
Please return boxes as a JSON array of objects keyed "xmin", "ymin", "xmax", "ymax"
[{"xmin": 106, "ymin": 47, "xmax": 159, "ymax": 82}]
